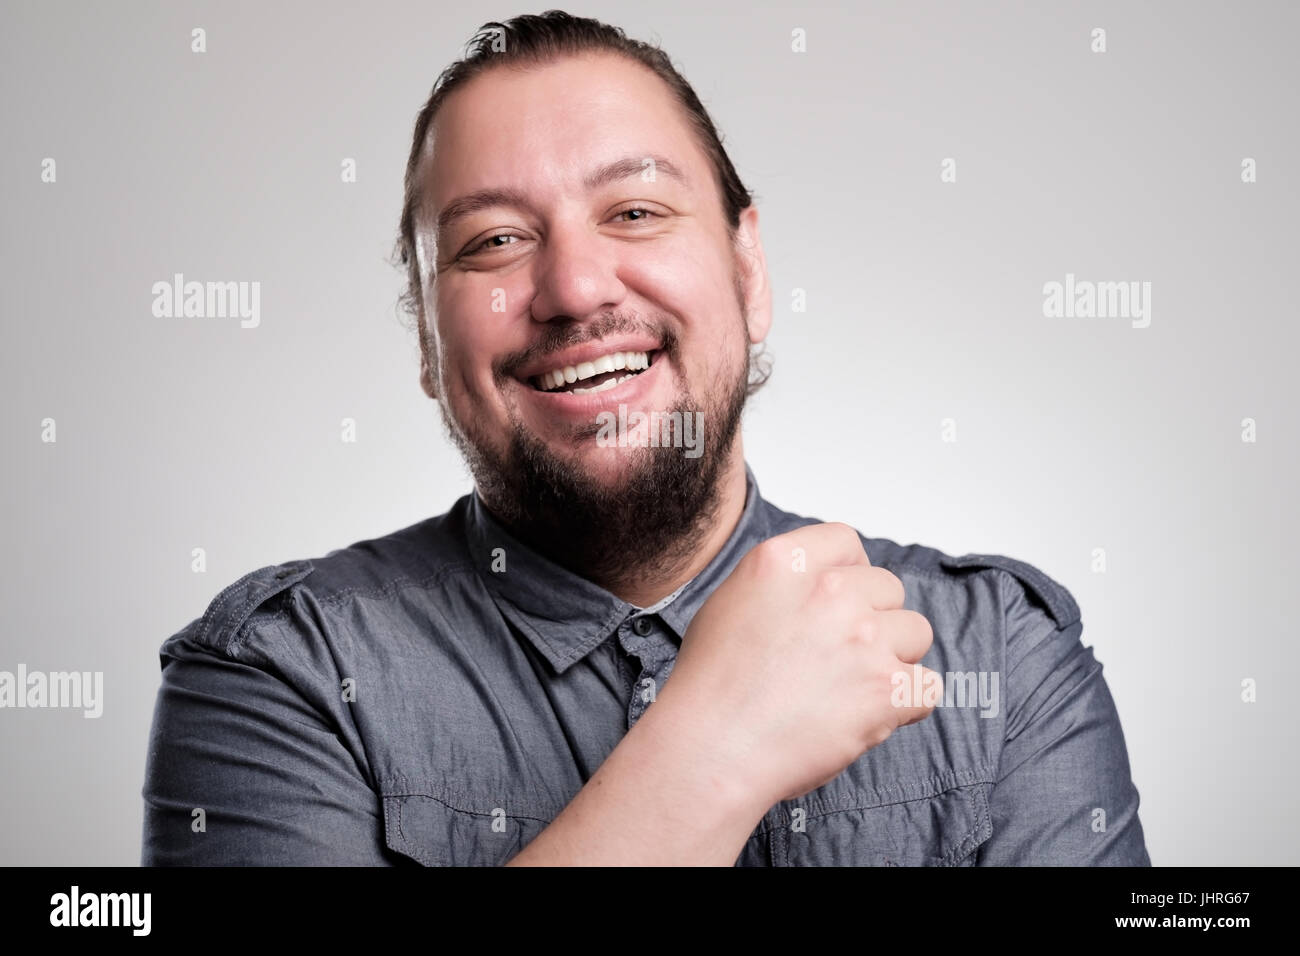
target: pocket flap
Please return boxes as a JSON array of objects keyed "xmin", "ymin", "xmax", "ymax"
[
  {"xmin": 774, "ymin": 781, "xmax": 993, "ymax": 866},
  {"xmin": 382, "ymin": 791, "xmax": 550, "ymax": 867}
]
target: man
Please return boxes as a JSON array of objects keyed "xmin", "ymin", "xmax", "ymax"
[{"xmin": 141, "ymin": 10, "xmax": 1150, "ymax": 866}]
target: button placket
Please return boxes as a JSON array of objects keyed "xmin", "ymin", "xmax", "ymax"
[{"xmin": 618, "ymin": 615, "xmax": 675, "ymax": 728}]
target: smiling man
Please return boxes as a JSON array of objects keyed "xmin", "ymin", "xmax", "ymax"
[{"xmin": 141, "ymin": 10, "xmax": 1150, "ymax": 866}]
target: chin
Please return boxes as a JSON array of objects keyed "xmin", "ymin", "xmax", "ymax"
[{"xmin": 552, "ymin": 440, "xmax": 654, "ymax": 487}]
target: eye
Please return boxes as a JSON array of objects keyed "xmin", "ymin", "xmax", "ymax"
[
  {"xmin": 464, "ymin": 233, "xmax": 521, "ymax": 256},
  {"xmin": 612, "ymin": 206, "xmax": 660, "ymax": 223}
]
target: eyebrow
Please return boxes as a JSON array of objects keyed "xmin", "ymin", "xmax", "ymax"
[{"xmin": 435, "ymin": 154, "xmax": 689, "ymax": 236}]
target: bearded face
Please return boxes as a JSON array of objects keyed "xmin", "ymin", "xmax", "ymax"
[{"xmin": 412, "ymin": 52, "xmax": 771, "ymax": 592}]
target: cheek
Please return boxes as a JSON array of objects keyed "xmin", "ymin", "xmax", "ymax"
[
  {"xmin": 626, "ymin": 243, "xmax": 741, "ymax": 352},
  {"xmin": 625, "ymin": 241, "xmax": 718, "ymax": 311},
  {"xmin": 432, "ymin": 306, "xmax": 505, "ymax": 408}
]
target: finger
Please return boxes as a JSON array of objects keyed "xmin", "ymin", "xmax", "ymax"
[
  {"xmin": 770, "ymin": 521, "xmax": 872, "ymax": 571},
  {"xmin": 881, "ymin": 608, "xmax": 933, "ymax": 663},
  {"xmin": 810, "ymin": 564, "xmax": 905, "ymax": 612},
  {"xmin": 859, "ymin": 565, "xmax": 906, "ymax": 611},
  {"xmin": 888, "ymin": 664, "xmax": 944, "ymax": 727}
]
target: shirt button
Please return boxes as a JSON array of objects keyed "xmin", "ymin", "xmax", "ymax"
[{"xmin": 631, "ymin": 616, "xmax": 653, "ymax": 637}]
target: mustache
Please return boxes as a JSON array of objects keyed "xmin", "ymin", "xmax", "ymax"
[{"xmin": 495, "ymin": 314, "xmax": 674, "ymax": 382}]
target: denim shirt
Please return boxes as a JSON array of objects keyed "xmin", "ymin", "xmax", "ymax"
[{"xmin": 141, "ymin": 466, "xmax": 1150, "ymax": 866}]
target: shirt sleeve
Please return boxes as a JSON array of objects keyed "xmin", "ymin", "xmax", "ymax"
[
  {"xmin": 976, "ymin": 565, "xmax": 1151, "ymax": 866},
  {"xmin": 141, "ymin": 565, "xmax": 393, "ymax": 866}
]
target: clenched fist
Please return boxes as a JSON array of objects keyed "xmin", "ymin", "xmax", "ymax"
[{"xmin": 658, "ymin": 522, "xmax": 940, "ymax": 806}]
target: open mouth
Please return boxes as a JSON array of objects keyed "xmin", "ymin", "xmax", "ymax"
[{"xmin": 529, "ymin": 350, "xmax": 658, "ymax": 395}]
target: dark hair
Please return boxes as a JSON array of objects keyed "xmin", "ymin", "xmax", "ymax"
[{"xmin": 392, "ymin": 10, "xmax": 770, "ymax": 392}]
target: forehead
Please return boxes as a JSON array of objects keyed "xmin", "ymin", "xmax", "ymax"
[{"xmin": 420, "ymin": 52, "xmax": 710, "ymax": 217}]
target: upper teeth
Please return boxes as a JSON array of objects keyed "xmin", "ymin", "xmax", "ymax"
[{"xmin": 535, "ymin": 351, "xmax": 650, "ymax": 391}]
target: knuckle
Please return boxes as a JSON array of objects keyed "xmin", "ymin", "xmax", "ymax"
[
  {"xmin": 827, "ymin": 521, "xmax": 855, "ymax": 539},
  {"xmin": 814, "ymin": 567, "xmax": 846, "ymax": 599},
  {"xmin": 749, "ymin": 536, "xmax": 788, "ymax": 574},
  {"xmin": 828, "ymin": 522, "xmax": 868, "ymax": 557}
]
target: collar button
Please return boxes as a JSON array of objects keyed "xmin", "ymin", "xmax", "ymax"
[{"xmin": 631, "ymin": 616, "xmax": 654, "ymax": 637}]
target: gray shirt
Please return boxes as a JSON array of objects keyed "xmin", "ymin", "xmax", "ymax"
[{"xmin": 141, "ymin": 466, "xmax": 1150, "ymax": 866}]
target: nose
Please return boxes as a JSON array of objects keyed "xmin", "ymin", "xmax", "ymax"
[{"xmin": 528, "ymin": 219, "xmax": 628, "ymax": 324}]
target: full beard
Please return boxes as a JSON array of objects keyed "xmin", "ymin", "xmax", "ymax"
[{"xmin": 441, "ymin": 338, "xmax": 751, "ymax": 596}]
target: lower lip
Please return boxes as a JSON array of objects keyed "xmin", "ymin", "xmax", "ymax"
[{"xmin": 520, "ymin": 355, "xmax": 666, "ymax": 418}]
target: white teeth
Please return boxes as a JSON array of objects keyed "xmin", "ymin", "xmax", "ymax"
[
  {"xmin": 571, "ymin": 373, "xmax": 638, "ymax": 395},
  {"xmin": 571, "ymin": 375, "xmax": 615, "ymax": 395},
  {"xmin": 535, "ymin": 350, "xmax": 651, "ymax": 391}
]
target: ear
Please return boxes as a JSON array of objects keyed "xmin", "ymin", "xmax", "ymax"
[
  {"xmin": 733, "ymin": 205, "xmax": 771, "ymax": 345},
  {"xmin": 417, "ymin": 309, "xmax": 439, "ymax": 400}
]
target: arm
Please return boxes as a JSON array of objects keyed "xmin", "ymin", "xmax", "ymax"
[
  {"xmin": 141, "ymin": 630, "xmax": 392, "ymax": 865},
  {"xmin": 977, "ymin": 574, "xmax": 1150, "ymax": 865},
  {"xmin": 506, "ymin": 692, "xmax": 771, "ymax": 866}
]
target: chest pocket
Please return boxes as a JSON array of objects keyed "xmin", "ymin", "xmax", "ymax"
[
  {"xmin": 381, "ymin": 785, "xmax": 558, "ymax": 867},
  {"xmin": 763, "ymin": 778, "xmax": 994, "ymax": 866}
]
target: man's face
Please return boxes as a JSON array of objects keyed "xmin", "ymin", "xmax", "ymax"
[{"xmin": 411, "ymin": 51, "xmax": 770, "ymax": 579}]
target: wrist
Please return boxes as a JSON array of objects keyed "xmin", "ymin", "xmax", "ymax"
[{"xmin": 636, "ymin": 689, "xmax": 777, "ymax": 825}]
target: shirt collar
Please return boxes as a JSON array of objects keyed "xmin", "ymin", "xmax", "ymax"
[{"xmin": 465, "ymin": 464, "xmax": 772, "ymax": 674}]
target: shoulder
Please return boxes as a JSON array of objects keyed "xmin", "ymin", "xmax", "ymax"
[
  {"xmin": 757, "ymin": 496, "xmax": 1080, "ymax": 632},
  {"xmin": 165, "ymin": 496, "xmax": 478, "ymax": 659}
]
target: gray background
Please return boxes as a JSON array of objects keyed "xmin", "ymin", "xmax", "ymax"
[{"xmin": 2, "ymin": 0, "xmax": 1296, "ymax": 865}]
